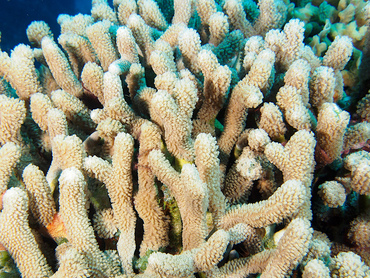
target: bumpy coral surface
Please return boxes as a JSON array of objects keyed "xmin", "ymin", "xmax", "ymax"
[{"xmin": 0, "ymin": 0, "xmax": 370, "ymax": 277}]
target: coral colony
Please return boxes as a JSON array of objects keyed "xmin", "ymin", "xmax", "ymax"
[{"xmin": 1, "ymin": 0, "xmax": 370, "ymax": 277}]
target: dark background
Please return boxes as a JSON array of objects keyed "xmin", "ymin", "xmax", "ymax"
[{"xmin": 0, "ymin": 0, "xmax": 92, "ymax": 53}]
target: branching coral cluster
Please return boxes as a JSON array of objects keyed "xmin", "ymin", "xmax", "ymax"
[{"xmin": 0, "ymin": 0, "xmax": 370, "ymax": 277}]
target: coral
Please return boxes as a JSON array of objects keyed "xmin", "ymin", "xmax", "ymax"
[
  {"xmin": 348, "ymin": 213, "xmax": 370, "ymax": 249},
  {"xmin": 302, "ymin": 259, "xmax": 330, "ymax": 278},
  {"xmin": 343, "ymin": 121, "xmax": 370, "ymax": 152},
  {"xmin": 41, "ymin": 36, "xmax": 83, "ymax": 97},
  {"xmin": 316, "ymin": 103, "xmax": 350, "ymax": 165},
  {"xmin": 0, "ymin": 143, "xmax": 21, "ymax": 195},
  {"xmin": 318, "ymin": 181, "xmax": 346, "ymax": 208},
  {"xmin": 302, "ymin": 230, "xmax": 332, "ymax": 267},
  {"xmin": 0, "ymin": 0, "xmax": 369, "ymax": 277},
  {"xmin": 343, "ymin": 150, "xmax": 370, "ymax": 195},
  {"xmin": 0, "ymin": 95, "xmax": 26, "ymax": 145},
  {"xmin": 0, "ymin": 188, "xmax": 53, "ymax": 278},
  {"xmin": 220, "ymin": 179, "xmax": 307, "ymax": 230},
  {"xmin": 22, "ymin": 164, "xmax": 56, "ymax": 227},
  {"xmin": 260, "ymin": 218, "xmax": 313, "ymax": 277},
  {"xmin": 330, "ymin": 251, "xmax": 370, "ymax": 277}
]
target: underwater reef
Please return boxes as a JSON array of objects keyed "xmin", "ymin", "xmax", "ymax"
[{"xmin": 0, "ymin": 0, "xmax": 370, "ymax": 277}]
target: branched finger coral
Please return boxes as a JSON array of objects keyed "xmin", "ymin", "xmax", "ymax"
[{"xmin": 0, "ymin": 0, "xmax": 369, "ymax": 276}]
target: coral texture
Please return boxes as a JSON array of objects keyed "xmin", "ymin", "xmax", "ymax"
[{"xmin": 0, "ymin": 0, "xmax": 370, "ymax": 277}]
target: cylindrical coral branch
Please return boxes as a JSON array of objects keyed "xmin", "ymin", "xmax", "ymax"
[
  {"xmin": 195, "ymin": 133, "xmax": 226, "ymax": 225},
  {"xmin": 194, "ymin": 49, "xmax": 231, "ymax": 136},
  {"xmin": 116, "ymin": 26, "xmax": 139, "ymax": 64},
  {"xmin": 117, "ymin": 0, "xmax": 137, "ymax": 25},
  {"xmin": 41, "ymin": 36, "xmax": 83, "ymax": 97},
  {"xmin": 218, "ymin": 84, "xmax": 263, "ymax": 171},
  {"xmin": 0, "ymin": 95, "xmax": 27, "ymax": 145},
  {"xmin": 52, "ymin": 244, "xmax": 95, "ymax": 278},
  {"xmin": 218, "ymin": 250, "xmax": 273, "ymax": 277},
  {"xmin": 316, "ymin": 103, "xmax": 350, "ymax": 165},
  {"xmin": 86, "ymin": 21, "xmax": 119, "ymax": 72},
  {"xmin": 178, "ymin": 28, "xmax": 202, "ymax": 74},
  {"xmin": 58, "ymin": 32, "xmax": 98, "ymax": 77},
  {"xmin": 101, "ymin": 95, "xmax": 147, "ymax": 139},
  {"xmin": 180, "ymin": 164, "xmax": 209, "ymax": 251},
  {"xmin": 318, "ymin": 181, "xmax": 346, "ymax": 208},
  {"xmin": 284, "ymin": 59, "xmax": 311, "ymax": 106},
  {"xmin": 0, "ymin": 188, "xmax": 53, "ymax": 278},
  {"xmin": 46, "ymin": 108, "xmax": 68, "ymax": 141},
  {"xmin": 151, "ymin": 78, "xmax": 198, "ymax": 161},
  {"xmin": 126, "ymin": 63, "xmax": 146, "ymax": 101},
  {"xmin": 302, "ymin": 259, "xmax": 330, "ymax": 278},
  {"xmin": 323, "ymin": 36, "xmax": 353, "ymax": 71},
  {"xmin": 26, "ymin": 20, "xmax": 53, "ymax": 48},
  {"xmin": 223, "ymin": 146, "xmax": 262, "ymax": 204},
  {"xmin": 279, "ymin": 19, "xmax": 305, "ymax": 69},
  {"xmin": 8, "ymin": 44, "xmax": 42, "ymax": 100},
  {"xmin": 309, "ymin": 66, "xmax": 335, "ymax": 110},
  {"xmin": 243, "ymin": 36, "xmax": 265, "ymax": 71},
  {"xmin": 330, "ymin": 252, "xmax": 370, "ymax": 277},
  {"xmin": 302, "ymin": 230, "xmax": 331, "ymax": 268},
  {"xmin": 150, "ymin": 40, "xmax": 177, "ymax": 76},
  {"xmin": 51, "ymin": 89, "xmax": 96, "ymax": 133},
  {"xmin": 264, "ymin": 18, "xmax": 304, "ymax": 71},
  {"xmin": 91, "ymin": 1, "xmax": 118, "ymax": 24},
  {"xmin": 343, "ymin": 150, "xmax": 370, "ymax": 195},
  {"xmin": 128, "ymin": 14, "xmax": 155, "ymax": 65},
  {"xmin": 264, "ymin": 130, "xmax": 316, "ymax": 184},
  {"xmin": 138, "ymin": 0, "xmax": 168, "ymax": 31},
  {"xmin": 93, "ymin": 208, "xmax": 117, "ymax": 239},
  {"xmin": 148, "ymin": 149, "xmax": 208, "ymax": 251},
  {"xmin": 57, "ymin": 13, "xmax": 94, "ymax": 36},
  {"xmin": 194, "ymin": 229, "xmax": 229, "ymax": 271},
  {"xmin": 30, "ymin": 92, "xmax": 54, "ymax": 132},
  {"xmin": 172, "ymin": 0, "xmax": 193, "ymax": 24},
  {"xmin": 145, "ymin": 226, "xmax": 247, "ymax": 277},
  {"xmin": 135, "ymin": 122, "xmax": 169, "ymax": 256},
  {"xmin": 357, "ymin": 91, "xmax": 370, "ymax": 122},
  {"xmin": 259, "ymin": 102, "xmax": 286, "ymax": 140},
  {"xmin": 84, "ymin": 132, "xmax": 136, "ymax": 274},
  {"xmin": 0, "ymin": 143, "xmax": 21, "ymax": 196},
  {"xmin": 145, "ymin": 251, "xmax": 195, "ymax": 277},
  {"xmin": 51, "ymin": 134, "xmax": 86, "ymax": 171},
  {"xmin": 95, "ymin": 117, "xmax": 125, "ymax": 157},
  {"xmin": 223, "ymin": 0, "xmax": 255, "ymax": 38},
  {"xmin": 103, "ymin": 61, "xmax": 130, "ymax": 103},
  {"xmin": 276, "ymin": 85, "xmax": 312, "ymax": 130},
  {"xmin": 81, "ymin": 62, "xmax": 105, "ymax": 105},
  {"xmin": 254, "ymin": 0, "xmax": 288, "ymax": 36},
  {"xmin": 110, "ymin": 133, "xmax": 136, "ymax": 274},
  {"xmin": 261, "ymin": 218, "xmax": 313, "ymax": 278},
  {"xmin": 23, "ymin": 164, "xmax": 56, "ymax": 227},
  {"xmin": 59, "ymin": 167, "xmax": 114, "ymax": 276},
  {"xmin": 219, "ymin": 179, "xmax": 306, "ymax": 230},
  {"xmin": 343, "ymin": 121, "xmax": 370, "ymax": 152},
  {"xmin": 209, "ymin": 12, "xmax": 229, "ymax": 46},
  {"xmin": 348, "ymin": 213, "xmax": 370, "ymax": 249},
  {"xmin": 172, "ymin": 0, "xmax": 192, "ymax": 25},
  {"xmin": 264, "ymin": 130, "xmax": 315, "ymax": 220},
  {"xmin": 244, "ymin": 49, "xmax": 275, "ymax": 95},
  {"xmin": 196, "ymin": 0, "xmax": 217, "ymax": 27},
  {"xmin": 0, "ymin": 51, "xmax": 11, "ymax": 78},
  {"xmin": 159, "ymin": 23, "xmax": 187, "ymax": 47},
  {"xmin": 47, "ymin": 133, "xmax": 85, "ymax": 192}
]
